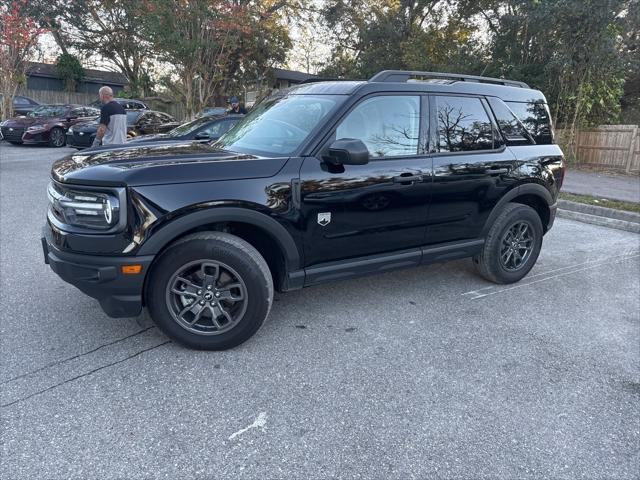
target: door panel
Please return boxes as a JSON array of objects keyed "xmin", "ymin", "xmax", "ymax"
[
  {"xmin": 299, "ymin": 157, "xmax": 432, "ymax": 266},
  {"xmin": 428, "ymin": 151, "xmax": 517, "ymax": 244},
  {"xmin": 426, "ymin": 95, "xmax": 517, "ymax": 244}
]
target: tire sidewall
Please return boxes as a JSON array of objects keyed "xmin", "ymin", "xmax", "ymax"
[
  {"xmin": 146, "ymin": 237, "xmax": 272, "ymax": 350},
  {"xmin": 487, "ymin": 205, "xmax": 543, "ymax": 283}
]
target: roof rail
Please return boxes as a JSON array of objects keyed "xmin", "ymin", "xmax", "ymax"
[{"xmin": 369, "ymin": 70, "xmax": 529, "ymax": 88}]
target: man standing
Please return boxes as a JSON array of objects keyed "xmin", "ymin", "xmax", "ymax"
[
  {"xmin": 227, "ymin": 96, "xmax": 247, "ymax": 114},
  {"xmin": 92, "ymin": 86, "xmax": 127, "ymax": 147}
]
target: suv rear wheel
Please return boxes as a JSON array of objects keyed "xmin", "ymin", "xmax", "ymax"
[
  {"xmin": 473, "ymin": 203, "xmax": 543, "ymax": 284},
  {"xmin": 146, "ymin": 232, "xmax": 273, "ymax": 350}
]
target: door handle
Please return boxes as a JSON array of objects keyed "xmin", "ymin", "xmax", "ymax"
[{"xmin": 393, "ymin": 174, "xmax": 423, "ymax": 184}]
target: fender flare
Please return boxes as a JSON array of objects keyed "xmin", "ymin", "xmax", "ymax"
[
  {"xmin": 137, "ymin": 207, "xmax": 301, "ymax": 270},
  {"xmin": 481, "ymin": 183, "xmax": 553, "ymax": 236}
]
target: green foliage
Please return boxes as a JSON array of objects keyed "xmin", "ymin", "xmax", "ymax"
[
  {"xmin": 141, "ymin": 0, "xmax": 292, "ymax": 117},
  {"xmin": 320, "ymin": 0, "xmax": 633, "ymax": 129},
  {"xmin": 55, "ymin": 53, "xmax": 84, "ymax": 92}
]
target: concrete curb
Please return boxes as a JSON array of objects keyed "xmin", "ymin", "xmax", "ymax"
[{"xmin": 558, "ymin": 200, "xmax": 640, "ymax": 233}]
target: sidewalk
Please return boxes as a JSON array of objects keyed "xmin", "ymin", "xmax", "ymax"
[{"xmin": 562, "ymin": 169, "xmax": 640, "ymax": 203}]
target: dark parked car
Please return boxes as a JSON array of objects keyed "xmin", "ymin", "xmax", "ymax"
[
  {"xmin": 195, "ymin": 107, "xmax": 227, "ymax": 118},
  {"xmin": 0, "ymin": 94, "xmax": 40, "ymax": 117},
  {"xmin": 1, "ymin": 104, "xmax": 99, "ymax": 146},
  {"xmin": 66, "ymin": 110, "xmax": 180, "ymax": 148},
  {"xmin": 126, "ymin": 114, "xmax": 243, "ymax": 145},
  {"xmin": 43, "ymin": 70, "xmax": 565, "ymax": 350},
  {"xmin": 89, "ymin": 98, "xmax": 149, "ymax": 110}
]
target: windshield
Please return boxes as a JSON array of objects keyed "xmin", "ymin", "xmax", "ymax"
[
  {"xmin": 168, "ymin": 116, "xmax": 217, "ymax": 137},
  {"xmin": 216, "ymin": 94, "xmax": 344, "ymax": 156},
  {"xmin": 28, "ymin": 105, "xmax": 67, "ymax": 118},
  {"xmin": 126, "ymin": 111, "xmax": 143, "ymax": 123}
]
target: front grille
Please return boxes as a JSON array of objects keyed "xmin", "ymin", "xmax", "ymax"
[
  {"xmin": 68, "ymin": 132, "xmax": 93, "ymax": 147},
  {"xmin": 1, "ymin": 126, "xmax": 25, "ymax": 142}
]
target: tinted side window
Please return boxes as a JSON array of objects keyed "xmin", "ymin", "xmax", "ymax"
[
  {"xmin": 14, "ymin": 96, "xmax": 29, "ymax": 105},
  {"xmin": 436, "ymin": 96, "xmax": 493, "ymax": 152},
  {"xmin": 336, "ymin": 95, "xmax": 420, "ymax": 157},
  {"xmin": 505, "ymin": 101, "xmax": 553, "ymax": 144},
  {"xmin": 487, "ymin": 97, "xmax": 531, "ymax": 145},
  {"xmin": 204, "ymin": 119, "xmax": 237, "ymax": 137}
]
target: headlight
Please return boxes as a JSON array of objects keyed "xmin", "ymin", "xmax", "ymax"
[
  {"xmin": 47, "ymin": 181, "xmax": 123, "ymax": 231},
  {"xmin": 27, "ymin": 125, "xmax": 46, "ymax": 132},
  {"xmin": 68, "ymin": 126, "xmax": 74, "ymax": 134}
]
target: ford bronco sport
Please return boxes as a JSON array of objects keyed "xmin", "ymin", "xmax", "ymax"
[{"xmin": 42, "ymin": 70, "xmax": 565, "ymax": 350}]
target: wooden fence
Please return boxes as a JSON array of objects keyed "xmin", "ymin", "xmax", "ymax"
[
  {"xmin": 18, "ymin": 88, "xmax": 95, "ymax": 106},
  {"xmin": 556, "ymin": 125, "xmax": 640, "ymax": 174},
  {"xmin": 18, "ymin": 88, "xmax": 189, "ymax": 121}
]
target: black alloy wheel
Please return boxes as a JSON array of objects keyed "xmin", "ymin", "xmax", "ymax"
[
  {"xmin": 49, "ymin": 127, "xmax": 65, "ymax": 147},
  {"xmin": 165, "ymin": 259, "xmax": 248, "ymax": 336}
]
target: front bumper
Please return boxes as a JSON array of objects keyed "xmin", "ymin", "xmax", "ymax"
[
  {"xmin": 66, "ymin": 131, "xmax": 94, "ymax": 148},
  {"xmin": 22, "ymin": 131, "xmax": 49, "ymax": 144},
  {"xmin": 42, "ymin": 229, "xmax": 154, "ymax": 318},
  {"xmin": 1, "ymin": 126, "xmax": 25, "ymax": 143}
]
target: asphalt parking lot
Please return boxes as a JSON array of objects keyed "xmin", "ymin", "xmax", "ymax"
[{"xmin": 1, "ymin": 142, "xmax": 639, "ymax": 479}]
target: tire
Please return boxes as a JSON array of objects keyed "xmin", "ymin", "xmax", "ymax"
[
  {"xmin": 48, "ymin": 127, "xmax": 65, "ymax": 147},
  {"xmin": 473, "ymin": 203, "xmax": 543, "ymax": 284},
  {"xmin": 145, "ymin": 232, "xmax": 273, "ymax": 350}
]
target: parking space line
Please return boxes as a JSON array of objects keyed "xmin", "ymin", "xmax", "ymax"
[
  {"xmin": 461, "ymin": 251, "xmax": 640, "ymax": 297},
  {"xmin": 0, "ymin": 326, "xmax": 156, "ymax": 386},
  {"xmin": 1, "ymin": 341, "xmax": 170, "ymax": 409},
  {"xmin": 467, "ymin": 254, "xmax": 640, "ymax": 300}
]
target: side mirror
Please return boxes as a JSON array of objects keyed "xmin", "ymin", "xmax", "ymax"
[
  {"xmin": 326, "ymin": 138, "xmax": 369, "ymax": 166},
  {"xmin": 194, "ymin": 131, "xmax": 211, "ymax": 140}
]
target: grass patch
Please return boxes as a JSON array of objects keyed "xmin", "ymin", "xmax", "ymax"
[{"xmin": 560, "ymin": 192, "xmax": 640, "ymax": 213}]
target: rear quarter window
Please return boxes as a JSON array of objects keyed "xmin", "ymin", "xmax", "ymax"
[
  {"xmin": 487, "ymin": 97, "xmax": 532, "ymax": 145},
  {"xmin": 505, "ymin": 101, "xmax": 553, "ymax": 144}
]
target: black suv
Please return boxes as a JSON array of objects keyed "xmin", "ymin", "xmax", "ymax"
[{"xmin": 42, "ymin": 70, "xmax": 565, "ymax": 350}]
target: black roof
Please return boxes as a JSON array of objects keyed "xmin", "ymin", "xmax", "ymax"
[
  {"xmin": 286, "ymin": 71, "xmax": 545, "ymax": 103},
  {"xmin": 26, "ymin": 62, "xmax": 128, "ymax": 86},
  {"xmin": 272, "ymin": 68, "xmax": 317, "ymax": 83}
]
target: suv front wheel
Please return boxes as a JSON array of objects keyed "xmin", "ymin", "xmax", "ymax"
[
  {"xmin": 473, "ymin": 203, "xmax": 543, "ymax": 284},
  {"xmin": 146, "ymin": 232, "xmax": 274, "ymax": 350}
]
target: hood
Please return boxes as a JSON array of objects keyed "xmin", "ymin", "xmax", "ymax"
[
  {"xmin": 127, "ymin": 133, "xmax": 170, "ymax": 143},
  {"xmin": 51, "ymin": 141, "xmax": 287, "ymax": 186},
  {"xmin": 2, "ymin": 116, "xmax": 50, "ymax": 127},
  {"xmin": 72, "ymin": 119, "xmax": 99, "ymax": 132}
]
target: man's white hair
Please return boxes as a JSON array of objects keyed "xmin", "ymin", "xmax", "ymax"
[{"xmin": 99, "ymin": 86, "xmax": 114, "ymax": 97}]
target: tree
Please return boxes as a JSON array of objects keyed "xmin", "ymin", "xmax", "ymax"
[
  {"xmin": 318, "ymin": 0, "xmax": 483, "ymax": 79},
  {"xmin": 27, "ymin": 0, "xmax": 155, "ymax": 97},
  {"xmin": 55, "ymin": 53, "xmax": 84, "ymax": 92},
  {"xmin": 142, "ymin": 0, "xmax": 292, "ymax": 118},
  {"xmin": 0, "ymin": 0, "xmax": 46, "ymax": 119},
  {"xmin": 456, "ymin": 0, "xmax": 628, "ymax": 161},
  {"xmin": 620, "ymin": 0, "xmax": 639, "ymax": 123}
]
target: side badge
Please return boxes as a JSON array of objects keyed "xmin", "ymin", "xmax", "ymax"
[{"xmin": 317, "ymin": 212, "xmax": 331, "ymax": 226}]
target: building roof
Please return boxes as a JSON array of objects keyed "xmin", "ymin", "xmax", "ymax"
[
  {"xmin": 26, "ymin": 62, "xmax": 128, "ymax": 86},
  {"xmin": 272, "ymin": 68, "xmax": 317, "ymax": 83}
]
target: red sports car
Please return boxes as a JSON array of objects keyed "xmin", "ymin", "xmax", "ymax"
[{"xmin": 0, "ymin": 104, "xmax": 99, "ymax": 147}]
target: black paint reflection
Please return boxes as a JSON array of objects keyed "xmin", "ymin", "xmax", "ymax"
[{"xmin": 436, "ymin": 96, "xmax": 494, "ymax": 152}]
